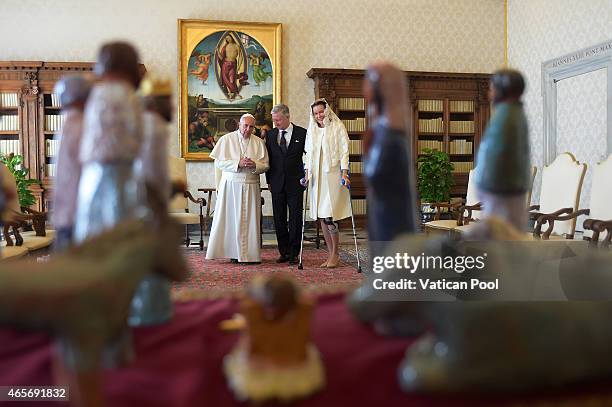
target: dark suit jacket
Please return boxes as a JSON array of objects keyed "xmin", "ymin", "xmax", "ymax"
[{"xmin": 265, "ymin": 123, "xmax": 306, "ymax": 194}]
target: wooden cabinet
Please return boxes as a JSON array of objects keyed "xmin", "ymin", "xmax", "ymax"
[
  {"xmin": 0, "ymin": 61, "xmax": 95, "ymax": 211},
  {"xmin": 307, "ymin": 68, "xmax": 491, "ymax": 215}
]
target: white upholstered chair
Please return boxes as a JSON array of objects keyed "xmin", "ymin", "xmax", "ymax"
[
  {"xmin": 168, "ymin": 156, "xmax": 205, "ymax": 250},
  {"xmin": 530, "ymin": 153, "xmax": 587, "ymax": 240},
  {"xmin": 536, "ymin": 153, "xmax": 611, "ymax": 246}
]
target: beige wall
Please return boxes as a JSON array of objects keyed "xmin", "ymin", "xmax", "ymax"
[
  {"xmin": 0, "ymin": 0, "xmax": 504, "ymax": 213},
  {"xmin": 508, "ymin": 0, "xmax": 612, "ymax": 213}
]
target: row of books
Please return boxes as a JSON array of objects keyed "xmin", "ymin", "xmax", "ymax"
[
  {"xmin": 0, "ymin": 140, "xmax": 21, "ymax": 156},
  {"xmin": 0, "ymin": 114, "xmax": 19, "ymax": 131},
  {"xmin": 449, "ymin": 120, "xmax": 474, "ymax": 133},
  {"xmin": 449, "ymin": 140, "xmax": 473, "ymax": 154},
  {"xmin": 46, "ymin": 139, "xmax": 60, "ymax": 157},
  {"xmin": 352, "ymin": 199, "xmax": 367, "ymax": 216},
  {"xmin": 46, "ymin": 164, "xmax": 57, "ymax": 177},
  {"xmin": 349, "ymin": 161, "xmax": 363, "ymax": 174},
  {"xmin": 452, "ymin": 161, "xmax": 474, "ymax": 174},
  {"xmin": 449, "ymin": 100, "xmax": 474, "ymax": 113},
  {"xmin": 341, "ymin": 118, "xmax": 366, "ymax": 133},
  {"xmin": 0, "ymin": 93, "xmax": 19, "ymax": 108},
  {"xmin": 337, "ymin": 97, "xmax": 365, "ymax": 111},
  {"xmin": 417, "ymin": 140, "xmax": 443, "ymax": 153},
  {"xmin": 418, "ymin": 117, "xmax": 443, "ymax": 133},
  {"xmin": 48, "ymin": 94, "xmax": 62, "ymax": 108},
  {"xmin": 418, "ymin": 99, "xmax": 443, "ymax": 112},
  {"xmin": 45, "ymin": 115, "xmax": 65, "ymax": 132},
  {"xmin": 349, "ymin": 139, "xmax": 363, "ymax": 155}
]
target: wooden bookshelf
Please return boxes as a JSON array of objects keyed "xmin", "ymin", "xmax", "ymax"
[
  {"xmin": 307, "ymin": 68, "xmax": 491, "ymax": 212},
  {"xmin": 0, "ymin": 61, "xmax": 95, "ymax": 211}
]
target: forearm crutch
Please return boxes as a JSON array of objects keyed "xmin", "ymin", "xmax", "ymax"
[
  {"xmin": 298, "ymin": 184, "xmax": 308, "ymax": 270},
  {"xmin": 343, "ymin": 172, "xmax": 362, "ymax": 273}
]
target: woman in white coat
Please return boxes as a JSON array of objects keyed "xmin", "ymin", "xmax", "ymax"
[{"xmin": 303, "ymin": 99, "xmax": 352, "ymax": 268}]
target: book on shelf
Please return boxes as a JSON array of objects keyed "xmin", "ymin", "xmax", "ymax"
[
  {"xmin": 418, "ymin": 117, "xmax": 443, "ymax": 133},
  {"xmin": 337, "ymin": 97, "xmax": 365, "ymax": 111},
  {"xmin": 451, "ymin": 161, "xmax": 474, "ymax": 173},
  {"xmin": 417, "ymin": 99, "xmax": 443, "ymax": 112},
  {"xmin": 417, "ymin": 140, "xmax": 443, "ymax": 153},
  {"xmin": 351, "ymin": 199, "xmax": 367, "ymax": 216},
  {"xmin": 49, "ymin": 93, "xmax": 62, "ymax": 108},
  {"xmin": 349, "ymin": 139, "xmax": 363, "ymax": 155},
  {"xmin": 0, "ymin": 139, "xmax": 21, "ymax": 156},
  {"xmin": 349, "ymin": 161, "xmax": 363, "ymax": 174},
  {"xmin": 0, "ymin": 114, "xmax": 19, "ymax": 131},
  {"xmin": 0, "ymin": 93, "xmax": 19, "ymax": 108},
  {"xmin": 45, "ymin": 114, "xmax": 65, "ymax": 132},
  {"xmin": 46, "ymin": 164, "xmax": 56, "ymax": 177},
  {"xmin": 46, "ymin": 139, "xmax": 60, "ymax": 157},
  {"xmin": 449, "ymin": 100, "xmax": 474, "ymax": 113},
  {"xmin": 341, "ymin": 117, "xmax": 366, "ymax": 133},
  {"xmin": 449, "ymin": 120, "xmax": 474, "ymax": 133},
  {"xmin": 449, "ymin": 140, "xmax": 473, "ymax": 154}
]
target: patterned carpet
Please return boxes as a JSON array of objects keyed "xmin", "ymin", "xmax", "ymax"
[{"xmin": 172, "ymin": 247, "xmax": 365, "ymax": 300}]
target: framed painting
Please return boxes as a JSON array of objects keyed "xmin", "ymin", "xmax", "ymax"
[{"xmin": 178, "ymin": 19, "xmax": 282, "ymax": 160}]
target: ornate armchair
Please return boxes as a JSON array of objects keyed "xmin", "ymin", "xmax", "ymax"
[
  {"xmin": 531, "ymin": 153, "xmax": 587, "ymax": 240},
  {"xmin": 535, "ymin": 154, "xmax": 611, "ymax": 246},
  {"xmin": 0, "ymin": 164, "xmax": 47, "ymax": 247},
  {"xmin": 168, "ymin": 156, "xmax": 205, "ymax": 250},
  {"xmin": 424, "ymin": 169, "xmax": 482, "ymax": 236}
]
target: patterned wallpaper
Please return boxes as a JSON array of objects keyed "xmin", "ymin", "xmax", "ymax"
[
  {"xmin": 507, "ymin": 0, "xmax": 612, "ymax": 223},
  {"xmin": 557, "ymin": 69, "xmax": 607, "ymax": 228},
  {"xmin": 0, "ymin": 0, "xmax": 504, "ymax": 213}
]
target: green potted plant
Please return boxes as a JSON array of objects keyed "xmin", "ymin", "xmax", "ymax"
[
  {"xmin": 417, "ymin": 148, "xmax": 454, "ymax": 222},
  {"xmin": 0, "ymin": 153, "xmax": 40, "ymax": 208}
]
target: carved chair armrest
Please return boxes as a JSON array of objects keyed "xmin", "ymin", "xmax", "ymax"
[
  {"xmin": 529, "ymin": 206, "xmax": 572, "ymax": 221},
  {"xmin": 457, "ymin": 202, "xmax": 482, "ymax": 226},
  {"xmin": 533, "ymin": 208, "xmax": 586, "ymax": 239},
  {"xmin": 184, "ymin": 191, "xmax": 205, "ymax": 207},
  {"xmin": 583, "ymin": 218, "xmax": 612, "ymax": 247},
  {"xmin": 528, "ymin": 204, "xmax": 540, "ymax": 212},
  {"xmin": 430, "ymin": 201, "xmax": 463, "ymax": 221}
]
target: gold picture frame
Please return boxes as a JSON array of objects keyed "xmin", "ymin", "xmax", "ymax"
[{"xmin": 178, "ymin": 19, "xmax": 282, "ymax": 161}]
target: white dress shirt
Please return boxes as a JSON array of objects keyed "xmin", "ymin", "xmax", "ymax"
[{"xmin": 277, "ymin": 123, "xmax": 294, "ymax": 146}]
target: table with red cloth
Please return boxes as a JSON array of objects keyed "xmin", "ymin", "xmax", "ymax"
[{"xmin": 1, "ymin": 293, "xmax": 611, "ymax": 407}]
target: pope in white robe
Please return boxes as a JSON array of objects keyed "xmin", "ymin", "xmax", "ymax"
[{"xmin": 206, "ymin": 114, "xmax": 269, "ymax": 263}]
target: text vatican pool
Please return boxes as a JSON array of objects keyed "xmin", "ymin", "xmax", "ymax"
[{"xmin": 373, "ymin": 278, "xmax": 499, "ymax": 291}]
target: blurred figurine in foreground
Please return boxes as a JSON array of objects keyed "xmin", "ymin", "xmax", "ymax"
[
  {"xmin": 465, "ymin": 68, "xmax": 531, "ymax": 240},
  {"xmin": 224, "ymin": 274, "xmax": 325, "ymax": 403},
  {"xmin": 74, "ymin": 41, "xmax": 144, "ymax": 242},
  {"xmin": 127, "ymin": 74, "xmax": 177, "ymax": 327},
  {"xmin": 0, "ymin": 216, "xmax": 188, "ymax": 407},
  {"xmin": 362, "ymin": 62, "xmax": 418, "ymax": 257},
  {"xmin": 52, "ymin": 75, "xmax": 92, "ymax": 250}
]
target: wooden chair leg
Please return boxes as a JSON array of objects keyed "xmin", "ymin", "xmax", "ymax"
[
  {"xmin": 199, "ymin": 215, "xmax": 204, "ymax": 251},
  {"xmin": 316, "ymin": 221, "xmax": 321, "ymax": 249},
  {"xmin": 3, "ymin": 224, "xmax": 13, "ymax": 246},
  {"xmin": 184, "ymin": 225, "xmax": 190, "ymax": 247},
  {"xmin": 13, "ymin": 226, "xmax": 23, "ymax": 246}
]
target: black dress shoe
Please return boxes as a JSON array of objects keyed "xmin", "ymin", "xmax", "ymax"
[
  {"xmin": 276, "ymin": 255, "xmax": 289, "ymax": 263},
  {"xmin": 230, "ymin": 258, "xmax": 238, "ymax": 264},
  {"xmin": 288, "ymin": 257, "xmax": 297, "ymax": 266}
]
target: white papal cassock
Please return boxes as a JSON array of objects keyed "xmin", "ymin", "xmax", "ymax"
[{"xmin": 206, "ymin": 130, "xmax": 269, "ymax": 262}]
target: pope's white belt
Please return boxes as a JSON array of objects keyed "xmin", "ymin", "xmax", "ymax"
[{"xmin": 223, "ymin": 171, "xmax": 260, "ymax": 184}]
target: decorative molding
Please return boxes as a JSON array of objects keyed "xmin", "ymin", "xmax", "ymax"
[
  {"xmin": 542, "ymin": 39, "xmax": 612, "ymax": 165},
  {"xmin": 22, "ymin": 71, "xmax": 39, "ymax": 95}
]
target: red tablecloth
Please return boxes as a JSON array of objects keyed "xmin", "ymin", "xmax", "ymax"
[{"xmin": 1, "ymin": 294, "xmax": 611, "ymax": 407}]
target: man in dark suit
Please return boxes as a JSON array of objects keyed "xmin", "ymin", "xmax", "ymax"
[{"xmin": 265, "ymin": 104, "xmax": 306, "ymax": 265}]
